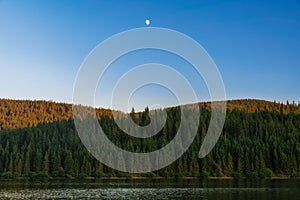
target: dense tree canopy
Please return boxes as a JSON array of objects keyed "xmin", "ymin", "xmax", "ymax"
[
  {"xmin": 0, "ymin": 99, "xmax": 111, "ymax": 130},
  {"xmin": 0, "ymin": 99, "xmax": 299, "ymax": 178}
]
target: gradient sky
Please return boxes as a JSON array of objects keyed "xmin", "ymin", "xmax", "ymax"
[{"xmin": 0, "ymin": 0, "xmax": 299, "ymax": 111}]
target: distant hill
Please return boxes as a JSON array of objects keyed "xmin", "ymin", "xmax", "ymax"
[
  {"xmin": 0, "ymin": 99, "xmax": 111, "ymax": 130},
  {"xmin": 0, "ymin": 98, "xmax": 299, "ymax": 178},
  {"xmin": 0, "ymin": 98, "xmax": 299, "ymax": 130}
]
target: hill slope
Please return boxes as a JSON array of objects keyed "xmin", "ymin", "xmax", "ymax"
[
  {"xmin": 0, "ymin": 98, "xmax": 299, "ymax": 178},
  {"xmin": 0, "ymin": 99, "xmax": 111, "ymax": 130},
  {"xmin": 1, "ymin": 98, "xmax": 299, "ymax": 130}
]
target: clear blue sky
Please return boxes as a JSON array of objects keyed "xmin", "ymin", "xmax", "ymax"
[{"xmin": 0, "ymin": 0, "xmax": 299, "ymax": 111}]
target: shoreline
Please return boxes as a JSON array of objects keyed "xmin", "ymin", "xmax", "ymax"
[{"xmin": 0, "ymin": 176, "xmax": 299, "ymax": 181}]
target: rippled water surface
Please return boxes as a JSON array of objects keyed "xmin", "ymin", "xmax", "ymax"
[{"xmin": 0, "ymin": 179, "xmax": 298, "ymax": 199}]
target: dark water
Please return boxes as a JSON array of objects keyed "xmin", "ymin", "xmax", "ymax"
[{"xmin": 0, "ymin": 179, "xmax": 299, "ymax": 199}]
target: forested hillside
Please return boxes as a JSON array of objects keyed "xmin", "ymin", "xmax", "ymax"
[
  {"xmin": 1, "ymin": 99, "xmax": 299, "ymax": 131},
  {"xmin": 0, "ymin": 99, "xmax": 111, "ymax": 130},
  {"xmin": 0, "ymin": 99, "xmax": 299, "ymax": 178}
]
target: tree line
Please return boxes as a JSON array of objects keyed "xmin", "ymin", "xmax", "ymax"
[
  {"xmin": 1, "ymin": 99, "xmax": 299, "ymax": 130},
  {"xmin": 0, "ymin": 99, "xmax": 299, "ymax": 178}
]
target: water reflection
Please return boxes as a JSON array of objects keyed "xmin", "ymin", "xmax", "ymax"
[{"xmin": 0, "ymin": 179, "xmax": 298, "ymax": 199}]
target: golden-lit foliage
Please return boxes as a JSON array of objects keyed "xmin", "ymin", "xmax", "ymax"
[
  {"xmin": 200, "ymin": 99, "xmax": 300, "ymax": 114},
  {"xmin": 0, "ymin": 98, "xmax": 299, "ymax": 130},
  {"xmin": 0, "ymin": 99, "xmax": 112, "ymax": 130}
]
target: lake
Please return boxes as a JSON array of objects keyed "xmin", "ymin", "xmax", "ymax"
[{"xmin": 0, "ymin": 179, "xmax": 299, "ymax": 199}]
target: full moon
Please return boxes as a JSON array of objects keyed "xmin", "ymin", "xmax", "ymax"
[{"xmin": 145, "ymin": 19, "xmax": 150, "ymax": 25}]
